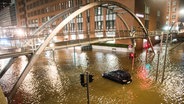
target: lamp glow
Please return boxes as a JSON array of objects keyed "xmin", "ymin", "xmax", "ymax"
[
  {"xmin": 16, "ymin": 29, "xmax": 24, "ymax": 36},
  {"xmin": 179, "ymin": 9, "xmax": 184, "ymax": 15}
]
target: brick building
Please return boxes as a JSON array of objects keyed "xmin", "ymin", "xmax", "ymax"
[
  {"xmin": 15, "ymin": 0, "xmax": 166, "ymax": 41},
  {"xmin": 15, "ymin": 0, "xmax": 135, "ymax": 40},
  {"xmin": 164, "ymin": 0, "xmax": 184, "ymax": 31},
  {"xmin": 135, "ymin": 0, "xmax": 167, "ymax": 31}
]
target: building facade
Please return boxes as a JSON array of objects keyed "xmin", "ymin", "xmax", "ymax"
[
  {"xmin": 15, "ymin": 0, "xmax": 167, "ymax": 43},
  {"xmin": 15, "ymin": 0, "xmax": 135, "ymax": 41},
  {"xmin": 135, "ymin": 0, "xmax": 167, "ymax": 31},
  {"xmin": 0, "ymin": 3, "xmax": 17, "ymax": 38},
  {"xmin": 164, "ymin": 0, "xmax": 184, "ymax": 31},
  {"xmin": 166, "ymin": 0, "xmax": 180, "ymax": 26}
]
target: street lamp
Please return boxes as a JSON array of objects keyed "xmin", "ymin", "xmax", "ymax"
[
  {"xmin": 179, "ymin": 8, "xmax": 184, "ymax": 15},
  {"xmin": 15, "ymin": 28, "xmax": 25, "ymax": 49},
  {"xmin": 179, "ymin": 9, "xmax": 184, "ymax": 32},
  {"xmin": 16, "ymin": 29, "xmax": 24, "ymax": 37}
]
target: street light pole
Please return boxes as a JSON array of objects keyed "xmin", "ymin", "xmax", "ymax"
[
  {"xmin": 161, "ymin": 22, "xmax": 176, "ymax": 83},
  {"xmin": 161, "ymin": 33, "xmax": 169, "ymax": 83}
]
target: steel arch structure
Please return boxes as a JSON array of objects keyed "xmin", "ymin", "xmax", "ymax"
[
  {"xmin": 23, "ymin": 7, "xmax": 79, "ymax": 48},
  {"xmin": 8, "ymin": 0, "xmax": 155, "ymax": 100}
]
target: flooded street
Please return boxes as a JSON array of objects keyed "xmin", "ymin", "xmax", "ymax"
[{"xmin": 1, "ymin": 42, "xmax": 184, "ymax": 104}]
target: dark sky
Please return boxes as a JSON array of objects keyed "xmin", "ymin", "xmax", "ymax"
[
  {"xmin": 0, "ymin": 0, "xmax": 11, "ymax": 4},
  {"xmin": 0, "ymin": 0, "xmax": 11, "ymax": 10}
]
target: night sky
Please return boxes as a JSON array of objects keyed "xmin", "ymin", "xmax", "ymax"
[{"xmin": 0, "ymin": 0, "xmax": 11, "ymax": 11}]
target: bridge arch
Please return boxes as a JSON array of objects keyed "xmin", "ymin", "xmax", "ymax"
[
  {"xmin": 35, "ymin": 0, "xmax": 152, "ymax": 55},
  {"xmin": 9, "ymin": 0, "xmax": 154, "ymax": 100}
]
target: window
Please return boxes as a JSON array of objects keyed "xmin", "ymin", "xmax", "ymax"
[
  {"xmin": 78, "ymin": 0, "xmax": 82, "ymax": 6},
  {"xmin": 157, "ymin": 10, "xmax": 160, "ymax": 17},
  {"xmin": 95, "ymin": 7, "xmax": 103, "ymax": 15},
  {"xmin": 78, "ymin": 23, "xmax": 83, "ymax": 30},
  {"xmin": 172, "ymin": 15, "xmax": 176, "ymax": 19},
  {"xmin": 45, "ymin": 7, "xmax": 49, "ymax": 13},
  {"xmin": 107, "ymin": 9, "xmax": 114, "ymax": 14},
  {"xmin": 68, "ymin": 0, "xmax": 74, "ymax": 7},
  {"xmin": 106, "ymin": 21, "xmax": 115, "ymax": 29},
  {"xmin": 172, "ymin": 7, "xmax": 176, "ymax": 12},
  {"xmin": 95, "ymin": 21, "xmax": 103, "ymax": 30},
  {"xmin": 86, "ymin": 0, "xmax": 90, "ymax": 3},
  {"xmin": 64, "ymin": 25, "xmax": 68, "ymax": 31},
  {"xmin": 145, "ymin": 5, "xmax": 150, "ymax": 14},
  {"xmin": 172, "ymin": 1, "xmax": 176, "ymax": 6},
  {"xmin": 78, "ymin": 13, "xmax": 82, "ymax": 18},
  {"xmin": 70, "ymin": 23, "xmax": 75, "ymax": 31},
  {"xmin": 42, "ymin": 16, "xmax": 50, "ymax": 23}
]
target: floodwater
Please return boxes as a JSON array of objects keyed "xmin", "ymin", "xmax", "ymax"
[{"xmin": 0, "ymin": 42, "xmax": 184, "ymax": 104}]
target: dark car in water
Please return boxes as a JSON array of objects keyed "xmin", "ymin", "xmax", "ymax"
[{"xmin": 102, "ymin": 70, "xmax": 132, "ymax": 84}]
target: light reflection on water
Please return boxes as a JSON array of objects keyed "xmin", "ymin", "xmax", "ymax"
[
  {"xmin": 1, "ymin": 43, "xmax": 183, "ymax": 104},
  {"xmin": 0, "ymin": 56, "xmax": 27, "ymax": 95}
]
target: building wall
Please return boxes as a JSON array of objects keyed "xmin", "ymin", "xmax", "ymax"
[
  {"xmin": 15, "ymin": 0, "xmax": 135, "ymax": 37},
  {"xmin": 0, "ymin": 4, "xmax": 17, "ymax": 27},
  {"xmin": 0, "ymin": 6, "xmax": 11, "ymax": 26},
  {"xmin": 14, "ymin": 0, "xmax": 169, "ymax": 50},
  {"xmin": 165, "ymin": 0, "xmax": 181, "ymax": 26},
  {"xmin": 135, "ymin": 0, "xmax": 167, "ymax": 31}
]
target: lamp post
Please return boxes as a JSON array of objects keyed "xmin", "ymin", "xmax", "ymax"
[{"xmin": 161, "ymin": 22, "xmax": 177, "ymax": 83}]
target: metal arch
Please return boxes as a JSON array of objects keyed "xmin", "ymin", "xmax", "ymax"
[
  {"xmin": 8, "ymin": 1, "xmax": 155, "ymax": 100},
  {"xmin": 23, "ymin": 7, "xmax": 78, "ymax": 48},
  {"xmin": 34, "ymin": 0, "xmax": 154, "ymax": 55},
  {"xmin": 8, "ymin": 2, "xmax": 102, "ymax": 100},
  {"xmin": 117, "ymin": 14, "xmax": 136, "ymax": 47},
  {"xmin": 100, "ymin": 1, "xmax": 154, "ymax": 53},
  {"xmin": 101, "ymin": 6, "xmax": 130, "ymax": 30},
  {"xmin": 116, "ymin": 14, "xmax": 130, "ymax": 31},
  {"xmin": 102, "ymin": 7, "xmax": 135, "ymax": 47},
  {"xmin": 30, "ymin": 7, "xmax": 78, "ymax": 36}
]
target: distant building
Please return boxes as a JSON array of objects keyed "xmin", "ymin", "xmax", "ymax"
[
  {"xmin": 15, "ymin": 0, "xmax": 135, "ymax": 39},
  {"xmin": 0, "ymin": 4, "xmax": 16, "ymax": 27},
  {"xmin": 0, "ymin": 2, "xmax": 17, "ymax": 37},
  {"xmin": 15, "ymin": 0, "xmax": 166, "ymax": 43},
  {"xmin": 164, "ymin": 0, "xmax": 184, "ymax": 31},
  {"xmin": 16, "ymin": 0, "xmax": 167, "ymax": 34},
  {"xmin": 135, "ymin": 0, "xmax": 167, "ymax": 31},
  {"xmin": 165, "ymin": 0, "xmax": 179, "ymax": 25}
]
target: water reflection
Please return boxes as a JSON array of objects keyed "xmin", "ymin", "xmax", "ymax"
[
  {"xmin": 0, "ymin": 43, "xmax": 183, "ymax": 104},
  {"xmin": 0, "ymin": 56, "xmax": 27, "ymax": 95}
]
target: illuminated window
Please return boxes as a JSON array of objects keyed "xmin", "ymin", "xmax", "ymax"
[
  {"xmin": 172, "ymin": 7, "xmax": 176, "ymax": 12},
  {"xmin": 95, "ymin": 21, "xmax": 103, "ymax": 30},
  {"xmin": 172, "ymin": 15, "xmax": 176, "ymax": 19},
  {"xmin": 95, "ymin": 7, "xmax": 103, "ymax": 15},
  {"xmin": 145, "ymin": 5, "xmax": 150, "ymax": 14},
  {"xmin": 157, "ymin": 10, "xmax": 160, "ymax": 17},
  {"xmin": 172, "ymin": 1, "xmax": 176, "ymax": 6},
  {"xmin": 106, "ymin": 21, "xmax": 115, "ymax": 29},
  {"xmin": 78, "ymin": 23, "xmax": 83, "ymax": 30}
]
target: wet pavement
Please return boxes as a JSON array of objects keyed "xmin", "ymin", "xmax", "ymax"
[{"xmin": 0, "ymin": 42, "xmax": 184, "ymax": 104}]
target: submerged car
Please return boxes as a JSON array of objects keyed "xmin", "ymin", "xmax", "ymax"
[{"xmin": 102, "ymin": 70, "xmax": 132, "ymax": 84}]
